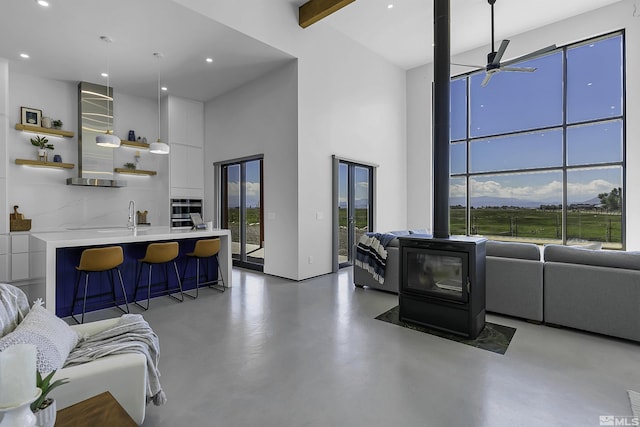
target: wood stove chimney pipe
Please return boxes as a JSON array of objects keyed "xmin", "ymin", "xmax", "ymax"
[{"xmin": 433, "ymin": 0, "xmax": 451, "ymax": 239}]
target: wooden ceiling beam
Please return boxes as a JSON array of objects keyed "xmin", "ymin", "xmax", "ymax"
[{"xmin": 299, "ymin": 0, "xmax": 356, "ymax": 28}]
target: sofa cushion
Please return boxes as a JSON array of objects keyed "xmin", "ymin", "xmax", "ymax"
[
  {"xmin": 486, "ymin": 240, "xmax": 541, "ymax": 261},
  {"xmin": 0, "ymin": 301, "xmax": 80, "ymax": 373},
  {"xmin": 544, "ymin": 244, "xmax": 640, "ymax": 271}
]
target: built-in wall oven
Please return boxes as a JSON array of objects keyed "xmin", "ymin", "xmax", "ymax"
[{"xmin": 170, "ymin": 199, "xmax": 203, "ymax": 229}]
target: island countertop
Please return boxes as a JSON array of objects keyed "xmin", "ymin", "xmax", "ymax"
[
  {"xmin": 31, "ymin": 226, "xmax": 230, "ymax": 247},
  {"xmin": 31, "ymin": 227, "xmax": 232, "ymax": 314}
]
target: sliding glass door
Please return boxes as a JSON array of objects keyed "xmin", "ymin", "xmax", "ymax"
[
  {"xmin": 221, "ymin": 158, "xmax": 264, "ymax": 270},
  {"xmin": 335, "ymin": 159, "xmax": 374, "ymax": 268}
]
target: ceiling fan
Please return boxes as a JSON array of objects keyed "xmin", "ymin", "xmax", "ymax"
[{"xmin": 453, "ymin": 0, "xmax": 557, "ymax": 87}]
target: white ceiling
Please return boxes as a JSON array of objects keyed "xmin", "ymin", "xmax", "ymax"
[
  {"xmin": 319, "ymin": 0, "xmax": 625, "ymax": 69},
  {"xmin": 0, "ymin": 0, "xmax": 294, "ymax": 102},
  {"xmin": 0, "ymin": 0, "xmax": 625, "ymax": 102}
]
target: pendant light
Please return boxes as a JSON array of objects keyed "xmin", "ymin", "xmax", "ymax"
[
  {"xmin": 96, "ymin": 36, "xmax": 120, "ymax": 148},
  {"xmin": 150, "ymin": 52, "xmax": 170, "ymax": 154}
]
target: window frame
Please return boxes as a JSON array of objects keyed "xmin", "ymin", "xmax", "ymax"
[{"xmin": 449, "ymin": 30, "xmax": 626, "ymax": 249}]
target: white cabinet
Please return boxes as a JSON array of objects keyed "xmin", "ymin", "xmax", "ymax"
[
  {"xmin": 167, "ymin": 97, "xmax": 204, "ymax": 148},
  {"xmin": 167, "ymin": 95, "xmax": 205, "ymax": 199},
  {"xmin": 0, "ymin": 235, "xmax": 9, "ymax": 282},
  {"xmin": 170, "ymin": 144, "xmax": 204, "ymax": 199},
  {"xmin": 0, "ymin": 233, "xmax": 45, "ymax": 283},
  {"xmin": 11, "ymin": 233, "xmax": 29, "ymax": 281}
]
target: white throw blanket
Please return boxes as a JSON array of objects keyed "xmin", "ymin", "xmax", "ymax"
[
  {"xmin": 0, "ymin": 283, "xmax": 30, "ymax": 337},
  {"xmin": 64, "ymin": 314, "xmax": 167, "ymax": 406}
]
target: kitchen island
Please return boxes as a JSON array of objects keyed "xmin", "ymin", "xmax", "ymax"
[{"xmin": 31, "ymin": 227, "xmax": 232, "ymax": 316}]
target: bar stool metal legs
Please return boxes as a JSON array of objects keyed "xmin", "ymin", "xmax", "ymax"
[
  {"xmin": 71, "ymin": 246, "xmax": 129, "ymax": 324},
  {"xmin": 181, "ymin": 238, "xmax": 226, "ymax": 299},
  {"xmin": 133, "ymin": 242, "xmax": 184, "ymax": 310}
]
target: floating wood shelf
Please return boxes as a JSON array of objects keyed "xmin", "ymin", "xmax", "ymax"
[
  {"xmin": 15, "ymin": 124, "xmax": 74, "ymax": 138},
  {"xmin": 15, "ymin": 158, "xmax": 75, "ymax": 169},
  {"xmin": 114, "ymin": 168, "xmax": 157, "ymax": 176},
  {"xmin": 120, "ymin": 140, "xmax": 150, "ymax": 149}
]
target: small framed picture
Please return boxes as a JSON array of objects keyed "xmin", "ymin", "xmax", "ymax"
[{"xmin": 21, "ymin": 107, "xmax": 42, "ymax": 127}]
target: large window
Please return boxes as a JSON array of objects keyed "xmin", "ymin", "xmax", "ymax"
[{"xmin": 450, "ymin": 32, "xmax": 624, "ymax": 249}]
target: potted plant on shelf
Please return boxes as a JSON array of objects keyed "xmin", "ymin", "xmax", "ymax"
[
  {"xmin": 31, "ymin": 370, "xmax": 69, "ymax": 427},
  {"xmin": 52, "ymin": 119, "xmax": 63, "ymax": 130},
  {"xmin": 30, "ymin": 135, "xmax": 55, "ymax": 162}
]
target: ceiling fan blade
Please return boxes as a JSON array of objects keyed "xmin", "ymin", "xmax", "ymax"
[
  {"xmin": 502, "ymin": 44, "xmax": 557, "ymax": 67},
  {"xmin": 501, "ymin": 66, "xmax": 536, "ymax": 72},
  {"xmin": 492, "ymin": 40, "xmax": 510, "ymax": 65},
  {"xmin": 481, "ymin": 73, "xmax": 493, "ymax": 87},
  {"xmin": 451, "ymin": 62, "xmax": 486, "ymax": 70}
]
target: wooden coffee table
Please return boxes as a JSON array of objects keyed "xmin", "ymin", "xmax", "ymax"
[{"xmin": 55, "ymin": 391, "xmax": 136, "ymax": 427}]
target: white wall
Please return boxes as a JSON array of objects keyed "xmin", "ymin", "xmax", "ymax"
[
  {"xmin": 175, "ymin": 0, "xmax": 408, "ymax": 280},
  {"xmin": 204, "ymin": 62, "xmax": 299, "ymax": 280},
  {"xmin": 407, "ymin": 63, "xmax": 433, "ymax": 231},
  {"xmin": 407, "ymin": 0, "xmax": 640, "ymax": 249},
  {"xmin": 296, "ymin": 31, "xmax": 407, "ymax": 279},
  {"xmin": 6, "ymin": 72, "xmax": 169, "ymax": 230}
]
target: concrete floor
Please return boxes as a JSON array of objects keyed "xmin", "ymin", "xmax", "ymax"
[{"xmin": 80, "ymin": 268, "xmax": 639, "ymax": 426}]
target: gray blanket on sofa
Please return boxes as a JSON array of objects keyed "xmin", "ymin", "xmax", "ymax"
[
  {"xmin": 64, "ymin": 313, "xmax": 167, "ymax": 406},
  {"xmin": 355, "ymin": 233, "xmax": 397, "ymax": 284}
]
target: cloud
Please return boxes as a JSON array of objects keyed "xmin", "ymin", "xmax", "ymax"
[
  {"xmin": 452, "ymin": 176, "xmax": 617, "ymax": 201},
  {"xmin": 470, "ymin": 178, "xmax": 563, "ymax": 200},
  {"xmin": 226, "ymin": 181, "xmax": 261, "ymax": 207},
  {"xmin": 355, "ymin": 182, "xmax": 369, "ymax": 200}
]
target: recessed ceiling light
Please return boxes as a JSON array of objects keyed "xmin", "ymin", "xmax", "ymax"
[
  {"xmin": 20, "ymin": 53, "xmax": 30, "ymax": 59},
  {"xmin": 205, "ymin": 57, "xmax": 213, "ymax": 63},
  {"xmin": 101, "ymin": 72, "xmax": 108, "ymax": 78},
  {"xmin": 387, "ymin": 4, "xmax": 394, "ymax": 9},
  {"xmin": 36, "ymin": 0, "xmax": 49, "ymax": 7},
  {"xmin": 161, "ymin": 86, "xmax": 168, "ymax": 91}
]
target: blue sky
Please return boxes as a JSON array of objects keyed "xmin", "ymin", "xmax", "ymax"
[
  {"xmin": 451, "ymin": 34, "xmax": 623, "ymax": 207},
  {"xmin": 226, "ymin": 160, "xmax": 261, "ymax": 208},
  {"xmin": 338, "ymin": 164, "xmax": 370, "ymax": 207}
]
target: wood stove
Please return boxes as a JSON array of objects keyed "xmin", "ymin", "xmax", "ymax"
[{"xmin": 398, "ymin": 235, "xmax": 486, "ymax": 339}]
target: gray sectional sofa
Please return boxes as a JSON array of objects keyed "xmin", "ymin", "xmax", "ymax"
[
  {"xmin": 544, "ymin": 244, "xmax": 640, "ymax": 342},
  {"xmin": 485, "ymin": 240, "xmax": 544, "ymax": 322},
  {"xmin": 354, "ymin": 235, "xmax": 640, "ymax": 342}
]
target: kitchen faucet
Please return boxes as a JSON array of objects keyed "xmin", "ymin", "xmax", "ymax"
[{"xmin": 128, "ymin": 200, "xmax": 136, "ymax": 229}]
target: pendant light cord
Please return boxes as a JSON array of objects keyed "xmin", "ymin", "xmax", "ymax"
[
  {"xmin": 154, "ymin": 52, "xmax": 163, "ymax": 143},
  {"xmin": 157, "ymin": 68, "xmax": 161, "ymax": 142},
  {"xmin": 101, "ymin": 36, "xmax": 112, "ymax": 134}
]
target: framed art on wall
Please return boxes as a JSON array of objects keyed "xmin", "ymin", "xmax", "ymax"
[{"xmin": 21, "ymin": 107, "xmax": 42, "ymax": 126}]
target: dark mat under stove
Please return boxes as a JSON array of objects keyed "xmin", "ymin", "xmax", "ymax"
[{"xmin": 375, "ymin": 306, "xmax": 516, "ymax": 355}]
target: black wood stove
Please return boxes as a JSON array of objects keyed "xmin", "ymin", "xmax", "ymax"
[{"xmin": 398, "ymin": 235, "xmax": 486, "ymax": 339}]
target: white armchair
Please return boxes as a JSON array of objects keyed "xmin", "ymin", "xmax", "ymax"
[
  {"xmin": 54, "ymin": 318, "xmax": 147, "ymax": 425},
  {"xmin": 0, "ymin": 285, "xmax": 148, "ymax": 425}
]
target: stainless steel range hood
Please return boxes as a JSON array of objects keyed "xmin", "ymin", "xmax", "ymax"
[{"xmin": 67, "ymin": 81, "xmax": 126, "ymax": 187}]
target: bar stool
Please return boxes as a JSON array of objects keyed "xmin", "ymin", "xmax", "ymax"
[
  {"xmin": 133, "ymin": 242, "xmax": 184, "ymax": 310},
  {"xmin": 71, "ymin": 246, "xmax": 129, "ymax": 324},
  {"xmin": 182, "ymin": 238, "xmax": 226, "ymax": 298}
]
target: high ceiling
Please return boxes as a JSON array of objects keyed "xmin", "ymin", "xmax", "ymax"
[
  {"xmin": 0, "ymin": 0, "xmax": 625, "ymax": 102},
  {"xmin": 0, "ymin": 0, "xmax": 294, "ymax": 102},
  {"xmin": 318, "ymin": 0, "xmax": 625, "ymax": 69}
]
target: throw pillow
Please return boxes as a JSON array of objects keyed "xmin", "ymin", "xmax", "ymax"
[{"xmin": 0, "ymin": 299, "xmax": 79, "ymax": 373}]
